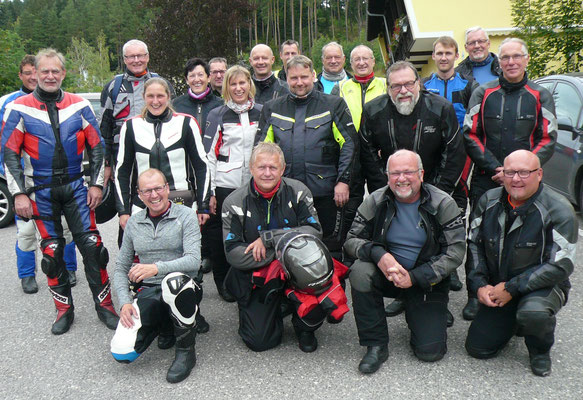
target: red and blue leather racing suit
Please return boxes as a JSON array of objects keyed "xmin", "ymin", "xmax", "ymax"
[{"xmin": 1, "ymin": 88, "xmax": 117, "ymax": 326}]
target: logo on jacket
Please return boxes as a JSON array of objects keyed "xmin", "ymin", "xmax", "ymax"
[{"xmin": 423, "ymin": 125, "xmax": 436, "ymax": 134}]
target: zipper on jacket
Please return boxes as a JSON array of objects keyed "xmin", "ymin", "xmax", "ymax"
[
  {"xmin": 414, "ymin": 119, "xmax": 423, "ymax": 153},
  {"xmin": 388, "ymin": 119, "xmax": 397, "ymax": 149},
  {"xmin": 154, "ymin": 120, "xmax": 163, "ymax": 169}
]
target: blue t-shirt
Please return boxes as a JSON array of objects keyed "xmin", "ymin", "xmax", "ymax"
[
  {"xmin": 472, "ymin": 61, "xmax": 497, "ymax": 84},
  {"xmin": 386, "ymin": 199, "xmax": 427, "ymax": 270}
]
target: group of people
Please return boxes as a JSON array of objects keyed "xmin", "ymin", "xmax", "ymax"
[{"xmin": 0, "ymin": 24, "xmax": 577, "ymax": 384}]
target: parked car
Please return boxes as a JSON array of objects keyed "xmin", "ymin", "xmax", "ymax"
[
  {"xmin": 535, "ymin": 73, "xmax": 583, "ymax": 207},
  {"xmin": 0, "ymin": 92, "xmax": 102, "ymax": 228}
]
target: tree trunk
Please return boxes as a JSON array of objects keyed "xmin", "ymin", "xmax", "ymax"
[
  {"xmin": 313, "ymin": 0, "xmax": 318, "ymax": 39},
  {"xmin": 291, "ymin": 0, "xmax": 295, "ymax": 40},
  {"xmin": 266, "ymin": 0, "xmax": 271, "ymax": 45},
  {"xmin": 345, "ymin": 0, "xmax": 349, "ymax": 40},
  {"xmin": 284, "ymin": 0, "xmax": 287, "ymax": 40},
  {"xmin": 307, "ymin": 3, "xmax": 311, "ymax": 49},
  {"xmin": 299, "ymin": 0, "xmax": 303, "ymax": 52},
  {"xmin": 254, "ymin": 9, "xmax": 258, "ymax": 45},
  {"xmin": 248, "ymin": 19, "xmax": 252, "ymax": 49},
  {"xmin": 330, "ymin": 0, "xmax": 335, "ymax": 38}
]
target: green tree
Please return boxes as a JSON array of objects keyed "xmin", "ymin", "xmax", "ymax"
[
  {"xmin": 512, "ymin": 0, "xmax": 583, "ymax": 77},
  {"xmin": 143, "ymin": 0, "xmax": 253, "ymax": 85},
  {"xmin": 0, "ymin": 29, "xmax": 27, "ymax": 94},
  {"xmin": 65, "ymin": 33, "xmax": 112, "ymax": 92}
]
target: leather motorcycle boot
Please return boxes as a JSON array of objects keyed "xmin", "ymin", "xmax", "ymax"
[
  {"xmin": 68, "ymin": 270, "xmax": 77, "ymax": 287},
  {"xmin": 385, "ymin": 298, "xmax": 405, "ymax": 317},
  {"xmin": 158, "ymin": 323, "xmax": 176, "ymax": 350},
  {"xmin": 449, "ymin": 270, "xmax": 463, "ymax": 291},
  {"xmin": 358, "ymin": 345, "xmax": 389, "ymax": 374},
  {"xmin": 200, "ymin": 257, "xmax": 213, "ymax": 274},
  {"xmin": 90, "ymin": 283, "xmax": 120, "ymax": 330},
  {"xmin": 195, "ymin": 312, "xmax": 210, "ymax": 334},
  {"xmin": 166, "ymin": 325, "xmax": 197, "ymax": 383},
  {"xmin": 447, "ymin": 309, "xmax": 455, "ymax": 327},
  {"xmin": 21, "ymin": 276, "xmax": 39, "ymax": 294},
  {"xmin": 462, "ymin": 298, "xmax": 480, "ymax": 320},
  {"xmin": 296, "ymin": 330, "xmax": 318, "ymax": 353},
  {"xmin": 529, "ymin": 348, "xmax": 552, "ymax": 377},
  {"xmin": 218, "ymin": 283, "xmax": 236, "ymax": 303},
  {"xmin": 49, "ymin": 283, "xmax": 74, "ymax": 335}
]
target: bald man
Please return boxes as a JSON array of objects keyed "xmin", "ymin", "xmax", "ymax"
[
  {"xmin": 249, "ymin": 44, "xmax": 289, "ymax": 105},
  {"xmin": 465, "ymin": 150, "xmax": 577, "ymax": 377}
]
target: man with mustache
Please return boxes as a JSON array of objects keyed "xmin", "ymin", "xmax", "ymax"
[{"xmin": 359, "ymin": 61, "xmax": 465, "ymax": 321}]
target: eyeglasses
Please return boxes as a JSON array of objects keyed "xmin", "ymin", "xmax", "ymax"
[
  {"xmin": 210, "ymin": 70, "xmax": 226, "ymax": 75},
  {"xmin": 389, "ymin": 79, "xmax": 418, "ymax": 93},
  {"xmin": 388, "ymin": 169, "xmax": 420, "ymax": 178},
  {"xmin": 502, "ymin": 169, "xmax": 539, "ymax": 178},
  {"xmin": 466, "ymin": 39, "xmax": 488, "ymax": 47},
  {"xmin": 124, "ymin": 53, "xmax": 148, "ymax": 61},
  {"xmin": 139, "ymin": 184, "xmax": 167, "ymax": 196},
  {"xmin": 352, "ymin": 57, "xmax": 372, "ymax": 63},
  {"xmin": 499, "ymin": 54, "xmax": 527, "ymax": 63},
  {"xmin": 20, "ymin": 71, "xmax": 34, "ymax": 76}
]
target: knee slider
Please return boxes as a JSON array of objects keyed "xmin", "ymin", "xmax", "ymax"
[
  {"xmin": 516, "ymin": 309, "xmax": 556, "ymax": 337},
  {"xmin": 40, "ymin": 238, "xmax": 65, "ymax": 278},
  {"xmin": 162, "ymin": 272, "xmax": 201, "ymax": 327},
  {"xmin": 413, "ymin": 343, "xmax": 446, "ymax": 362},
  {"xmin": 77, "ymin": 233, "xmax": 109, "ymax": 269}
]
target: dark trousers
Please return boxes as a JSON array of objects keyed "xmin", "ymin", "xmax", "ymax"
[
  {"xmin": 349, "ymin": 260, "xmax": 449, "ymax": 362},
  {"xmin": 465, "ymin": 286, "xmax": 564, "ymax": 358},
  {"xmin": 464, "ymin": 174, "xmax": 500, "ymax": 297},
  {"xmin": 313, "ymin": 195, "xmax": 343, "ymax": 253},
  {"xmin": 206, "ymin": 187, "xmax": 236, "ymax": 291},
  {"xmin": 226, "ymin": 268, "xmax": 322, "ymax": 352}
]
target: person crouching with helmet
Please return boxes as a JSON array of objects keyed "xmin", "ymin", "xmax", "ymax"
[
  {"xmin": 222, "ymin": 142, "xmax": 348, "ymax": 352},
  {"xmin": 344, "ymin": 150, "xmax": 466, "ymax": 374},
  {"xmin": 110, "ymin": 168, "xmax": 202, "ymax": 383}
]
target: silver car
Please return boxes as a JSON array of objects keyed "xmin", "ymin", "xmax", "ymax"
[{"xmin": 536, "ymin": 73, "xmax": 583, "ymax": 207}]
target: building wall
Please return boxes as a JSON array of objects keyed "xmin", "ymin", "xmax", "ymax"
[{"xmin": 406, "ymin": 0, "xmax": 514, "ymax": 78}]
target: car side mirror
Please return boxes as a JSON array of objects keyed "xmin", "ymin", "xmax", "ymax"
[{"xmin": 557, "ymin": 116, "xmax": 581, "ymax": 140}]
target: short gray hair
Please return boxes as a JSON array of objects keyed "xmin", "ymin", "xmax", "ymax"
[
  {"xmin": 350, "ymin": 45, "xmax": 374, "ymax": 61},
  {"xmin": 386, "ymin": 149, "xmax": 423, "ymax": 174},
  {"xmin": 321, "ymin": 42, "xmax": 344, "ymax": 59},
  {"xmin": 123, "ymin": 39, "xmax": 148, "ymax": 56},
  {"xmin": 35, "ymin": 48, "xmax": 66, "ymax": 70},
  {"xmin": 499, "ymin": 37, "xmax": 529, "ymax": 55},
  {"xmin": 250, "ymin": 142, "xmax": 286, "ymax": 168},
  {"xmin": 464, "ymin": 26, "xmax": 489, "ymax": 43},
  {"xmin": 286, "ymin": 55, "xmax": 314, "ymax": 72}
]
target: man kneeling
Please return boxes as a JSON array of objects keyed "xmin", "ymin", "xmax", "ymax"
[
  {"xmin": 344, "ymin": 150, "xmax": 465, "ymax": 374},
  {"xmin": 465, "ymin": 150, "xmax": 577, "ymax": 377},
  {"xmin": 110, "ymin": 168, "xmax": 202, "ymax": 383},
  {"xmin": 222, "ymin": 143, "xmax": 348, "ymax": 352}
]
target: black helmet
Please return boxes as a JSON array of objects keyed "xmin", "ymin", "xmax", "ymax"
[
  {"xmin": 95, "ymin": 180, "xmax": 117, "ymax": 224},
  {"xmin": 275, "ymin": 232, "xmax": 334, "ymax": 296}
]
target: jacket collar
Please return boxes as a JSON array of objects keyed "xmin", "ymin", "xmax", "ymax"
[
  {"xmin": 500, "ymin": 183, "xmax": 544, "ymax": 216},
  {"xmin": 383, "ymin": 182, "xmax": 436, "ymax": 214}
]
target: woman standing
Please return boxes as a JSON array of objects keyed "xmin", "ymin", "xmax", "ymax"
[
  {"xmin": 115, "ymin": 77, "xmax": 211, "ymax": 228},
  {"xmin": 173, "ymin": 58, "xmax": 223, "ymax": 275},
  {"xmin": 204, "ymin": 65, "xmax": 262, "ymax": 302}
]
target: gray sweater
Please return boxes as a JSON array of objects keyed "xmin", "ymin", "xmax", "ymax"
[{"xmin": 113, "ymin": 203, "xmax": 201, "ymax": 307}]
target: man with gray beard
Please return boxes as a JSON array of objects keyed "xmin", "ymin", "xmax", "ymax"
[
  {"xmin": 359, "ymin": 61, "xmax": 465, "ymax": 322},
  {"xmin": 360, "ymin": 61, "xmax": 464, "ymax": 196}
]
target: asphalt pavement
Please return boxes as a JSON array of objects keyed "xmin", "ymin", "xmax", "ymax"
[{"xmin": 1, "ymin": 216, "xmax": 582, "ymax": 399}]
